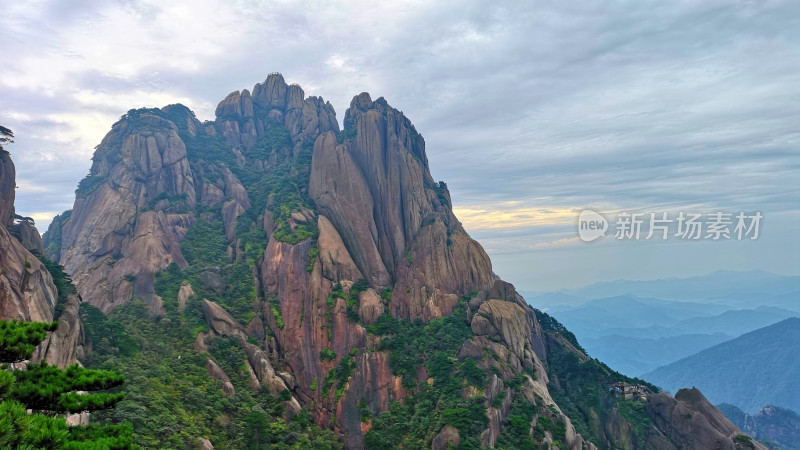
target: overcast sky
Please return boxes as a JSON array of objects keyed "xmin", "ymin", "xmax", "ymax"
[{"xmin": 1, "ymin": 0, "xmax": 798, "ymax": 291}]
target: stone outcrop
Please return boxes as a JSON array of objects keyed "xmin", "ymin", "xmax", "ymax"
[
  {"xmin": 199, "ymin": 271, "xmax": 226, "ymax": 295},
  {"xmin": 0, "ymin": 151, "xmax": 81, "ymax": 368},
  {"xmin": 646, "ymin": 388, "xmax": 768, "ymax": 450},
  {"xmin": 357, "ymin": 289, "xmax": 383, "ymax": 325},
  {"xmin": 432, "ymin": 424, "xmax": 460, "ymax": 450},
  {"xmin": 177, "ymin": 282, "xmax": 194, "ymax": 313},
  {"xmin": 215, "ymin": 73, "xmax": 338, "ymax": 152},
  {"xmin": 198, "ymin": 437, "xmax": 214, "ymax": 450},
  {"xmin": 0, "ymin": 153, "xmax": 58, "ymax": 323},
  {"xmin": 309, "ymin": 94, "xmax": 494, "ymax": 321},
  {"xmin": 52, "ymin": 111, "xmax": 197, "ymax": 313},
  {"xmin": 735, "ymin": 405, "xmax": 800, "ymax": 450},
  {"xmin": 215, "ymin": 90, "xmax": 254, "ymax": 119},
  {"xmin": 206, "ymin": 359, "xmax": 235, "ymax": 397},
  {"xmin": 9, "ymin": 220, "xmax": 43, "ymax": 254},
  {"xmin": 42, "ymin": 210, "xmax": 70, "ymax": 261},
  {"xmin": 201, "ymin": 299, "xmax": 246, "ymax": 340},
  {"xmin": 31, "ymin": 295, "xmax": 84, "ymax": 367},
  {"xmin": 198, "ymin": 298, "xmax": 296, "ymax": 404},
  {"xmin": 220, "ymin": 168, "xmax": 249, "ymax": 242},
  {"xmin": 317, "ymin": 214, "xmax": 363, "ymax": 282},
  {"xmin": 0, "ymin": 222, "xmax": 58, "ymax": 322}
]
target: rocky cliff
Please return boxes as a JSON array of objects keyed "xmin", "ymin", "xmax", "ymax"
[
  {"xmin": 45, "ymin": 73, "xmax": 763, "ymax": 449},
  {"xmin": 0, "ymin": 149, "xmax": 82, "ymax": 368},
  {"xmin": 719, "ymin": 403, "xmax": 800, "ymax": 450}
]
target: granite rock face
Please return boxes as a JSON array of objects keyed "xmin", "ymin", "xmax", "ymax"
[
  {"xmin": 647, "ymin": 388, "xmax": 768, "ymax": 450},
  {"xmin": 52, "ymin": 112, "xmax": 197, "ymax": 313},
  {"xmin": 9, "ymin": 220, "xmax": 44, "ymax": 254},
  {"xmin": 0, "ymin": 151, "xmax": 15, "ymax": 225},
  {"xmin": 31, "ymin": 295, "xmax": 84, "ymax": 368},
  {"xmin": 0, "ymin": 151, "xmax": 81, "ymax": 367},
  {"xmin": 310, "ymin": 94, "xmax": 494, "ymax": 321},
  {"xmin": 0, "ymin": 152, "xmax": 58, "ymax": 323},
  {"xmin": 732, "ymin": 405, "xmax": 800, "ymax": 450}
]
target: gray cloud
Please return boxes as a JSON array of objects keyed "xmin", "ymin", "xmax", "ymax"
[{"xmin": 1, "ymin": 0, "xmax": 797, "ymax": 290}]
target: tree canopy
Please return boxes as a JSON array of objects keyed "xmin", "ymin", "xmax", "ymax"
[
  {"xmin": 0, "ymin": 124, "xmax": 13, "ymax": 154},
  {"xmin": 0, "ymin": 318, "xmax": 135, "ymax": 448}
]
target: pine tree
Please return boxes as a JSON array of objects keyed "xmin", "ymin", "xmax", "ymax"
[
  {"xmin": 0, "ymin": 319, "xmax": 57, "ymax": 363},
  {"xmin": 0, "ymin": 124, "xmax": 12, "ymax": 155},
  {"xmin": 11, "ymin": 362, "xmax": 125, "ymax": 414},
  {"xmin": 0, "ymin": 319, "xmax": 135, "ymax": 448}
]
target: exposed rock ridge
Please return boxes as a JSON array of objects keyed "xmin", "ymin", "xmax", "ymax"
[
  {"xmin": 55, "ymin": 113, "xmax": 197, "ymax": 313},
  {"xmin": 31, "ymin": 295, "xmax": 85, "ymax": 367},
  {"xmin": 310, "ymin": 93, "xmax": 494, "ymax": 321},
  {"xmin": 216, "ymin": 73, "xmax": 339, "ymax": 152},
  {"xmin": 0, "ymin": 151, "xmax": 82, "ymax": 368},
  {"xmin": 0, "ymin": 152, "xmax": 58, "ymax": 322},
  {"xmin": 647, "ymin": 388, "xmax": 768, "ymax": 449}
]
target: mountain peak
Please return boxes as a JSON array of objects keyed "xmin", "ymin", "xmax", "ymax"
[{"xmin": 349, "ymin": 91, "xmax": 373, "ymax": 111}]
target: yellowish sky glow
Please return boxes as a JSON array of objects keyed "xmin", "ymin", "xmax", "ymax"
[{"xmin": 453, "ymin": 202, "xmax": 580, "ymax": 230}]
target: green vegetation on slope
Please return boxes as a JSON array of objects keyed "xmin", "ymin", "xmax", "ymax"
[
  {"xmin": 337, "ymin": 117, "xmax": 357, "ymax": 144},
  {"xmin": 35, "ymin": 253, "xmax": 77, "ymax": 321},
  {"xmin": 537, "ymin": 309, "xmax": 659, "ymax": 449},
  {"xmin": 158, "ymin": 217, "xmax": 258, "ymax": 325},
  {"xmin": 0, "ymin": 319, "xmax": 133, "ymax": 449},
  {"xmin": 364, "ymin": 299, "xmax": 489, "ymax": 449},
  {"xmin": 82, "ymin": 293, "xmax": 341, "ymax": 449},
  {"xmin": 0, "ymin": 319, "xmax": 57, "ymax": 363}
]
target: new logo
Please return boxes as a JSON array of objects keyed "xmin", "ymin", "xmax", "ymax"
[{"xmin": 578, "ymin": 210, "xmax": 608, "ymax": 242}]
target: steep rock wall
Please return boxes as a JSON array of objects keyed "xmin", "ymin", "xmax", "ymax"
[{"xmin": 0, "ymin": 151, "xmax": 81, "ymax": 367}]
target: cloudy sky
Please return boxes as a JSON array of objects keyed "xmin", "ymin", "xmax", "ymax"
[{"xmin": 2, "ymin": 0, "xmax": 798, "ymax": 291}]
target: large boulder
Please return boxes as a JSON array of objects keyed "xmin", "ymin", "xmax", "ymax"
[
  {"xmin": 357, "ymin": 288, "xmax": 383, "ymax": 325},
  {"xmin": 647, "ymin": 388, "xmax": 766, "ymax": 449},
  {"xmin": 177, "ymin": 282, "xmax": 194, "ymax": 313},
  {"xmin": 215, "ymin": 90, "xmax": 254, "ymax": 119},
  {"xmin": 9, "ymin": 220, "xmax": 43, "ymax": 254},
  {"xmin": 252, "ymin": 73, "xmax": 288, "ymax": 109},
  {"xmin": 199, "ymin": 271, "xmax": 227, "ymax": 295},
  {"xmin": 206, "ymin": 359, "xmax": 235, "ymax": 397},
  {"xmin": 432, "ymin": 424, "xmax": 460, "ymax": 450},
  {"xmin": 471, "ymin": 299, "xmax": 531, "ymax": 361},
  {"xmin": 201, "ymin": 299, "xmax": 245, "ymax": 339}
]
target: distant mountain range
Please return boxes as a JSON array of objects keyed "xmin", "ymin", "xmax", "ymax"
[
  {"xmin": 601, "ymin": 305, "xmax": 799, "ymax": 340},
  {"xmin": 535, "ymin": 294, "xmax": 796, "ymax": 376},
  {"xmin": 557, "ymin": 270, "xmax": 800, "ymax": 302},
  {"xmin": 524, "ymin": 270, "xmax": 800, "ymax": 309},
  {"xmin": 522, "ymin": 271, "xmax": 799, "ymax": 378},
  {"xmin": 581, "ymin": 333, "xmax": 732, "ymax": 376},
  {"xmin": 544, "ymin": 295, "xmax": 730, "ymax": 339},
  {"xmin": 644, "ymin": 318, "xmax": 800, "ymax": 414},
  {"xmin": 718, "ymin": 403, "xmax": 800, "ymax": 450}
]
